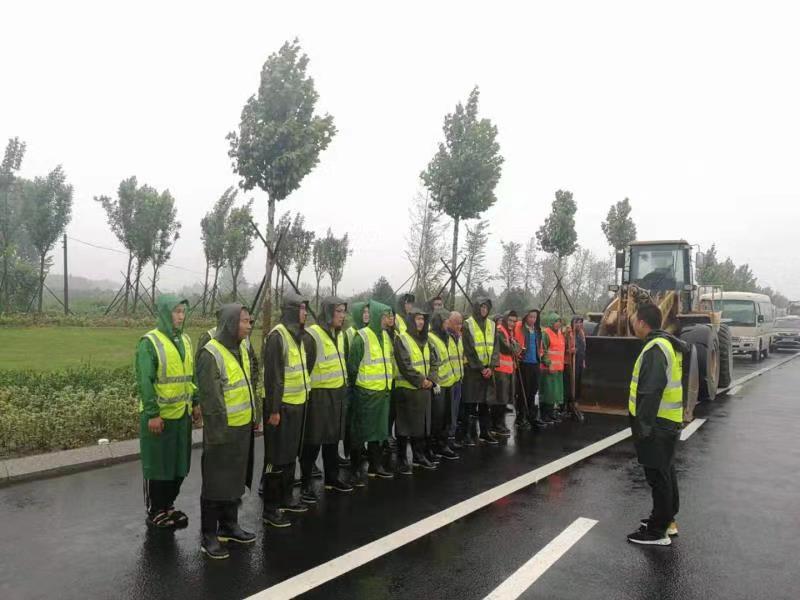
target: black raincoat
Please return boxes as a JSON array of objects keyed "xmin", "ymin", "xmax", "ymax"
[{"xmin": 462, "ymin": 297, "xmax": 499, "ymax": 405}]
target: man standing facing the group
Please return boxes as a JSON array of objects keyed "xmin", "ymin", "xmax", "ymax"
[
  {"xmin": 627, "ymin": 304, "xmax": 686, "ymax": 546},
  {"xmin": 300, "ymin": 297, "xmax": 353, "ymax": 502},
  {"xmin": 261, "ymin": 293, "xmax": 312, "ymax": 527},
  {"xmin": 196, "ymin": 304, "xmax": 258, "ymax": 559},
  {"xmin": 462, "ymin": 297, "xmax": 500, "ymax": 446},
  {"xmin": 137, "ymin": 295, "xmax": 200, "ymax": 530}
]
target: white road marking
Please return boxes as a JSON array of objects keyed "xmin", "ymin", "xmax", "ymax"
[
  {"xmin": 483, "ymin": 517, "xmax": 598, "ymax": 600},
  {"xmin": 245, "ymin": 429, "xmax": 631, "ymax": 600},
  {"xmin": 680, "ymin": 418, "xmax": 706, "ymax": 441},
  {"xmin": 727, "ymin": 385, "xmax": 742, "ymax": 396}
]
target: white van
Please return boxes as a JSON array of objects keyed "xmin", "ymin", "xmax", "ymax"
[{"xmin": 700, "ymin": 292, "xmax": 775, "ymax": 361}]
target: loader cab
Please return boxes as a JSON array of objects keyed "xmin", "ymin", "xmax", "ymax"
[{"xmin": 628, "ymin": 242, "xmax": 692, "ymax": 292}]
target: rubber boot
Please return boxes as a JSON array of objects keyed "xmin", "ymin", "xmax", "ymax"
[
  {"xmin": 201, "ymin": 500, "xmax": 229, "ymax": 559},
  {"xmin": 465, "ymin": 414, "xmax": 479, "ymax": 447},
  {"xmin": 479, "ymin": 407, "xmax": 499, "ymax": 445},
  {"xmin": 437, "ymin": 436, "xmax": 459, "ymax": 461},
  {"xmin": 218, "ymin": 502, "xmax": 256, "ymax": 544},
  {"xmin": 411, "ymin": 438, "xmax": 436, "ymax": 470},
  {"xmin": 396, "ymin": 436, "xmax": 413, "ymax": 475},
  {"xmin": 367, "ymin": 441, "xmax": 393, "ymax": 479},
  {"xmin": 281, "ymin": 468, "xmax": 308, "ymax": 513}
]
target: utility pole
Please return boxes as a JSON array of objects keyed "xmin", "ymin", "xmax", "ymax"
[{"xmin": 63, "ymin": 234, "xmax": 69, "ymax": 315}]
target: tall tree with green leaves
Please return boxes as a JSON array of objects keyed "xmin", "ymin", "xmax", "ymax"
[
  {"xmin": 227, "ymin": 39, "xmax": 336, "ymax": 332},
  {"xmin": 371, "ymin": 276, "xmax": 395, "ymax": 307},
  {"xmin": 291, "ymin": 216, "xmax": 315, "ymax": 284},
  {"xmin": 601, "ymin": 197, "xmax": 637, "ymax": 251},
  {"xmin": 323, "ymin": 229, "xmax": 350, "ymax": 297},
  {"xmin": 537, "ymin": 189, "xmax": 578, "ymax": 272},
  {"xmin": 21, "ymin": 166, "xmax": 73, "ymax": 313},
  {"xmin": 200, "ymin": 188, "xmax": 237, "ymax": 314},
  {"xmin": 1, "ymin": 137, "xmax": 26, "ymax": 313},
  {"xmin": 461, "ymin": 219, "xmax": 490, "ymax": 306},
  {"xmin": 421, "ymin": 87, "xmax": 503, "ymax": 309},
  {"xmin": 225, "ymin": 199, "xmax": 255, "ymax": 302},
  {"xmin": 149, "ymin": 191, "xmax": 181, "ymax": 306}
]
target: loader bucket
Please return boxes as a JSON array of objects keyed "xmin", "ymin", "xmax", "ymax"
[{"xmin": 580, "ymin": 336, "xmax": 644, "ymax": 415}]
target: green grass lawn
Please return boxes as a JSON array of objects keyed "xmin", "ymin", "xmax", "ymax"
[{"xmin": 0, "ymin": 327, "xmax": 265, "ymax": 371}]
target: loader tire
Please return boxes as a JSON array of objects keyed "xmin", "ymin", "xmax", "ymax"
[
  {"xmin": 683, "ymin": 345, "xmax": 700, "ymax": 422},
  {"xmin": 681, "ymin": 324, "xmax": 720, "ymax": 401},
  {"xmin": 717, "ymin": 324, "xmax": 733, "ymax": 389}
]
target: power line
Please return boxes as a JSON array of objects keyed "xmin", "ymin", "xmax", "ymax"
[{"xmin": 67, "ymin": 236, "xmax": 205, "ymax": 276}]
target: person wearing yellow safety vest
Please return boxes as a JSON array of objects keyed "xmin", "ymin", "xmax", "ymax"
[
  {"xmin": 462, "ymin": 297, "xmax": 501, "ymax": 446},
  {"xmin": 445, "ymin": 311, "xmax": 466, "ymax": 446},
  {"xmin": 393, "ymin": 306, "xmax": 441, "ymax": 474},
  {"xmin": 196, "ymin": 319, "xmax": 259, "ymax": 410},
  {"xmin": 136, "ymin": 295, "xmax": 200, "ymax": 531},
  {"xmin": 394, "ymin": 293, "xmax": 415, "ymax": 336},
  {"xmin": 261, "ymin": 292, "xmax": 312, "ymax": 528},
  {"xmin": 196, "ymin": 304, "xmax": 259, "ymax": 559},
  {"xmin": 346, "ymin": 299, "xmax": 395, "ymax": 486},
  {"xmin": 627, "ymin": 303, "xmax": 688, "ymax": 547},
  {"xmin": 427, "ymin": 309, "xmax": 460, "ymax": 462},
  {"xmin": 298, "ymin": 296, "xmax": 354, "ymax": 504}
]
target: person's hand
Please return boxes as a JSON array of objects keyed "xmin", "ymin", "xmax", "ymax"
[
  {"xmin": 422, "ymin": 379, "xmax": 433, "ymax": 389},
  {"xmin": 481, "ymin": 368, "xmax": 492, "ymax": 379},
  {"xmin": 148, "ymin": 416, "xmax": 165, "ymax": 435},
  {"xmin": 267, "ymin": 412, "xmax": 281, "ymax": 427},
  {"xmin": 192, "ymin": 405, "xmax": 202, "ymax": 426},
  {"xmin": 253, "ymin": 421, "xmax": 262, "ymax": 433}
]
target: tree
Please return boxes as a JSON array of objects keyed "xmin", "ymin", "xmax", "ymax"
[
  {"xmin": 128, "ymin": 186, "xmax": 169, "ymax": 314},
  {"xmin": 499, "ymin": 287, "xmax": 528, "ymax": 314},
  {"xmin": 311, "ymin": 238, "xmax": 327, "ymax": 311},
  {"xmin": 200, "ymin": 187, "xmax": 236, "ymax": 314},
  {"xmin": 537, "ymin": 189, "xmax": 578, "ymax": 275},
  {"xmin": 291, "ymin": 213, "xmax": 315, "ymax": 284},
  {"xmin": 461, "ymin": 220, "xmax": 490, "ymax": 307},
  {"xmin": 371, "ymin": 276, "xmax": 396, "ymax": 307},
  {"xmin": 1, "ymin": 137, "xmax": 26, "ymax": 313},
  {"xmin": 421, "ymin": 86, "xmax": 503, "ymax": 309},
  {"xmin": 225, "ymin": 199, "xmax": 255, "ymax": 302},
  {"xmin": 497, "ymin": 240, "xmax": 523, "ymax": 292},
  {"xmin": 523, "ymin": 237, "xmax": 538, "ymax": 297},
  {"xmin": 150, "ymin": 191, "xmax": 181, "ymax": 306},
  {"xmin": 227, "ymin": 39, "xmax": 337, "ymax": 333},
  {"xmin": 601, "ymin": 197, "xmax": 637, "ymax": 251},
  {"xmin": 274, "ymin": 211, "xmax": 294, "ymax": 304},
  {"xmin": 20, "ymin": 166, "xmax": 73, "ymax": 313},
  {"xmin": 324, "ymin": 229, "xmax": 350, "ymax": 297},
  {"xmin": 405, "ymin": 191, "xmax": 448, "ymax": 302}
]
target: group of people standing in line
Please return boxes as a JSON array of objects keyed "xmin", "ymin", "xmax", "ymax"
[{"xmin": 135, "ymin": 291, "xmax": 587, "ymax": 560}]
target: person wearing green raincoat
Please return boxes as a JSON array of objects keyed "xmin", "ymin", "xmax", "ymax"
[
  {"xmin": 136, "ymin": 295, "xmax": 201, "ymax": 529},
  {"xmin": 539, "ymin": 311, "xmax": 567, "ymax": 422},
  {"xmin": 341, "ymin": 301, "xmax": 370, "ymax": 465},
  {"xmin": 347, "ymin": 300, "xmax": 395, "ymax": 485}
]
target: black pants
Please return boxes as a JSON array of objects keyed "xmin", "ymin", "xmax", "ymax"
[
  {"xmin": 644, "ymin": 464, "xmax": 680, "ymax": 534},
  {"xmin": 145, "ymin": 478, "xmax": 183, "ymax": 515},
  {"xmin": 262, "ymin": 463, "xmax": 295, "ymax": 510},
  {"xmin": 519, "ymin": 362, "xmax": 540, "ymax": 420},
  {"xmin": 201, "ymin": 498, "xmax": 239, "ymax": 534},
  {"xmin": 465, "ymin": 403, "xmax": 492, "ymax": 434},
  {"xmin": 300, "ymin": 443, "xmax": 339, "ymax": 484}
]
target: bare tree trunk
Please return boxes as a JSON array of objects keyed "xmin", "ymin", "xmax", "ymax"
[
  {"xmin": 37, "ymin": 252, "xmax": 46, "ymax": 313},
  {"xmin": 123, "ymin": 251, "xmax": 134, "ymax": 315},
  {"xmin": 202, "ymin": 261, "xmax": 210, "ymax": 315},
  {"xmin": 315, "ymin": 278, "xmax": 321, "ymax": 312},
  {"xmin": 151, "ymin": 265, "xmax": 159, "ymax": 308},
  {"xmin": 232, "ymin": 266, "xmax": 239, "ymax": 302},
  {"xmin": 210, "ymin": 267, "xmax": 220, "ymax": 314},
  {"xmin": 132, "ymin": 260, "xmax": 144, "ymax": 314},
  {"xmin": 262, "ymin": 197, "xmax": 275, "ymax": 334},
  {"xmin": 449, "ymin": 216, "xmax": 460, "ymax": 310}
]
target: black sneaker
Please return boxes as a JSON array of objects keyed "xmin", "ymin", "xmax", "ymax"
[
  {"xmin": 398, "ymin": 462, "xmax": 413, "ymax": 476},
  {"xmin": 201, "ymin": 534, "xmax": 230, "ymax": 559},
  {"xmin": 479, "ymin": 433, "xmax": 500, "ymax": 445},
  {"xmin": 368, "ymin": 466, "xmax": 395, "ymax": 479},
  {"xmin": 300, "ymin": 487, "xmax": 319, "ymax": 504},
  {"xmin": 438, "ymin": 447, "xmax": 460, "ymax": 461},
  {"xmin": 627, "ymin": 529, "xmax": 671, "ymax": 546},
  {"xmin": 217, "ymin": 524, "xmax": 257, "ymax": 544},
  {"xmin": 451, "ymin": 437, "xmax": 464, "ymax": 449},
  {"xmin": 281, "ymin": 500, "xmax": 309, "ymax": 513},
  {"xmin": 324, "ymin": 479, "xmax": 354, "ymax": 493},
  {"xmin": 425, "ymin": 450, "xmax": 441, "ymax": 465},
  {"xmin": 412, "ymin": 455, "xmax": 437, "ymax": 470},
  {"xmin": 640, "ymin": 519, "xmax": 678, "ymax": 536},
  {"xmin": 262, "ymin": 509, "xmax": 291, "ymax": 528}
]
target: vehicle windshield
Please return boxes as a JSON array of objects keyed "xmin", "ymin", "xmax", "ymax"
[
  {"xmin": 721, "ymin": 300, "xmax": 757, "ymax": 327},
  {"xmin": 775, "ymin": 318, "xmax": 800, "ymax": 330},
  {"xmin": 630, "ymin": 245, "xmax": 687, "ymax": 291}
]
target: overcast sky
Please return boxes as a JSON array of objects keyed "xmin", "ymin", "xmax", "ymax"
[{"xmin": 3, "ymin": 0, "xmax": 799, "ymax": 299}]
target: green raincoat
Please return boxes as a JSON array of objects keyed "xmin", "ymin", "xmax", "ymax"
[
  {"xmin": 347, "ymin": 300, "xmax": 393, "ymax": 445},
  {"xmin": 136, "ymin": 295, "xmax": 197, "ymax": 481},
  {"xmin": 539, "ymin": 311, "xmax": 565, "ymax": 409}
]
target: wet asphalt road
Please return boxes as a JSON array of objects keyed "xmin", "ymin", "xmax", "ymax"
[{"xmin": 0, "ymin": 352, "xmax": 798, "ymax": 600}]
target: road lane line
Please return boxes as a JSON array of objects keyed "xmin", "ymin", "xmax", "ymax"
[
  {"xmin": 483, "ymin": 517, "xmax": 598, "ymax": 600},
  {"xmin": 245, "ymin": 429, "xmax": 631, "ymax": 600},
  {"xmin": 680, "ymin": 418, "xmax": 706, "ymax": 441}
]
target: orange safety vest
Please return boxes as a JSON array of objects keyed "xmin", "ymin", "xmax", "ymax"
[
  {"xmin": 496, "ymin": 324, "xmax": 514, "ymax": 374},
  {"xmin": 540, "ymin": 327, "xmax": 565, "ymax": 372}
]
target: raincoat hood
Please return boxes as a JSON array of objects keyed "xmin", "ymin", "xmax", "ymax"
[
  {"xmin": 366, "ymin": 300, "xmax": 392, "ymax": 338},
  {"xmin": 349, "ymin": 301, "xmax": 368, "ymax": 329},
  {"xmin": 471, "ymin": 297, "xmax": 493, "ymax": 325},
  {"xmin": 155, "ymin": 294, "xmax": 189, "ymax": 337},
  {"xmin": 405, "ymin": 305, "xmax": 430, "ymax": 343},
  {"xmin": 430, "ymin": 309, "xmax": 449, "ymax": 338},
  {"xmin": 397, "ymin": 293, "xmax": 415, "ymax": 317},
  {"xmin": 280, "ymin": 291, "xmax": 309, "ymax": 338},
  {"xmin": 541, "ymin": 311, "xmax": 562, "ymax": 330},
  {"xmin": 215, "ymin": 303, "xmax": 246, "ymax": 350},
  {"xmin": 320, "ymin": 296, "xmax": 347, "ymax": 329}
]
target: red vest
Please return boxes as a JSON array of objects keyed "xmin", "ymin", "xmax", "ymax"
[
  {"xmin": 541, "ymin": 327, "xmax": 565, "ymax": 372},
  {"xmin": 496, "ymin": 324, "xmax": 514, "ymax": 374}
]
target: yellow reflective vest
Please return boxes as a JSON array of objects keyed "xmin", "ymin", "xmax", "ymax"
[
  {"xmin": 429, "ymin": 332, "xmax": 456, "ymax": 388},
  {"xmin": 395, "ymin": 331, "xmax": 431, "ymax": 390},
  {"xmin": 448, "ymin": 335, "xmax": 465, "ymax": 382},
  {"xmin": 465, "ymin": 316, "xmax": 496, "ymax": 367},
  {"xmin": 629, "ymin": 337, "xmax": 683, "ymax": 423},
  {"xmin": 307, "ymin": 324, "xmax": 347, "ymax": 389},
  {"xmin": 207, "ymin": 327, "xmax": 251, "ymax": 355},
  {"xmin": 270, "ymin": 324, "xmax": 310, "ymax": 405},
  {"xmin": 141, "ymin": 329, "xmax": 195, "ymax": 419},
  {"xmin": 356, "ymin": 327, "xmax": 394, "ymax": 391},
  {"xmin": 395, "ymin": 315, "xmax": 407, "ymax": 335},
  {"xmin": 203, "ymin": 338, "xmax": 254, "ymax": 426}
]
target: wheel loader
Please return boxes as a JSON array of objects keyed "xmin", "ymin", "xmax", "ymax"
[{"xmin": 581, "ymin": 240, "xmax": 733, "ymax": 422}]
